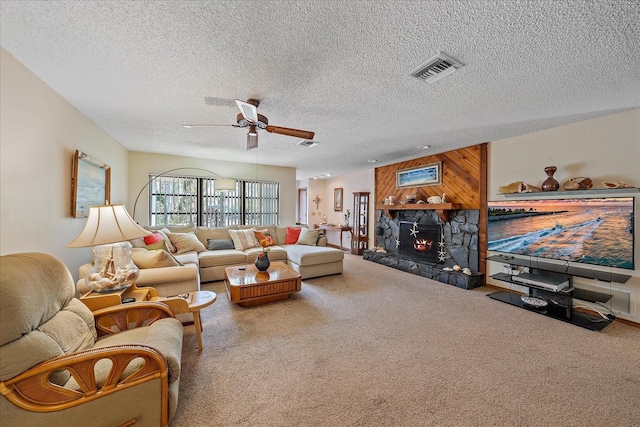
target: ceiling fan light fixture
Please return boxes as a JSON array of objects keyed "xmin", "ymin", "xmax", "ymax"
[
  {"xmin": 247, "ymin": 130, "xmax": 258, "ymax": 150},
  {"xmin": 248, "ymin": 124, "xmax": 257, "ymax": 136}
]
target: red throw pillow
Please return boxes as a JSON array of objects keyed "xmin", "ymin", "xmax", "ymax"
[
  {"xmin": 285, "ymin": 227, "xmax": 302, "ymax": 244},
  {"xmin": 144, "ymin": 232, "xmax": 164, "ymax": 245}
]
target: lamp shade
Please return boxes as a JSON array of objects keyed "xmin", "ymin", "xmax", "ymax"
[
  {"xmin": 215, "ymin": 178, "xmax": 236, "ymax": 192},
  {"xmin": 67, "ymin": 204, "xmax": 150, "ymax": 248}
]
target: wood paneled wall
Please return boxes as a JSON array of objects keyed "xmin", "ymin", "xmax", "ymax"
[
  {"xmin": 375, "ymin": 144, "xmax": 486, "ymax": 209},
  {"xmin": 374, "ymin": 143, "xmax": 488, "ymax": 278}
]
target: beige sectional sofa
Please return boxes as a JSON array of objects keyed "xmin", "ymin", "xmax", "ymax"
[{"xmin": 77, "ymin": 224, "xmax": 344, "ymax": 300}]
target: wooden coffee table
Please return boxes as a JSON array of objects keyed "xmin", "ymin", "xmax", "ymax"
[{"xmin": 225, "ymin": 262, "xmax": 302, "ymax": 307}]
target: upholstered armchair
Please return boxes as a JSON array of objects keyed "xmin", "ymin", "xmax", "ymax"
[{"xmin": 0, "ymin": 253, "xmax": 184, "ymax": 427}]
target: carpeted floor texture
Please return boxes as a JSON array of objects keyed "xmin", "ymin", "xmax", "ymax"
[{"xmin": 172, "ymin": 254, "xmax": 640, "ymax": 426}]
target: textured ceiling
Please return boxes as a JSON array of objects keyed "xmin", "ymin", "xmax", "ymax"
[{"xmin": 1, "ymin": 1, "xmax": 639, "ymax": 180}]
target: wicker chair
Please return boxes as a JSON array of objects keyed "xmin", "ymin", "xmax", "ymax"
[{"xmin": 0, "ymin": 253, "xmax": 184, "ymax": 427}]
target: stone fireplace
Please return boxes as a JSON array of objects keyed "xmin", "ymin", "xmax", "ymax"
[
  {"xmin": 398, "ymin": 221, "xmax": 441, "ymax": 264},
  {"xmin": 364, "ymin": 209, "xmax": 483, "ymax": 289}
]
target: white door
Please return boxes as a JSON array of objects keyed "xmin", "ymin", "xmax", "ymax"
[{"xmin": 298, "ymin": 188, "xmax": 307, "ymax": 225}]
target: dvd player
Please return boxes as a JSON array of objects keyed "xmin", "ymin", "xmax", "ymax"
[{"xmin": 512, "ymin": 272, "xmax": 570, "ymax": 292}]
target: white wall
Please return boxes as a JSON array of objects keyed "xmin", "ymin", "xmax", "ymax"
[
  {"xmin": 314, "ymin": 169, "xmax": 375, "ymax": 250},
  {"xmin": 128, "ymin": 152, "xmax": 297, "ymax": 226},
  {"xmin": 488, "ymin": 108, "xmax": 640, "ymax": 322},
  {"xmin": 0, "ymin": 48, "xmax": 129, "ymax": 280}
]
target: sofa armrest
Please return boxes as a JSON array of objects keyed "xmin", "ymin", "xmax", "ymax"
[
  {"xmin": 0, "ymin": 344, "xmax": 168, "ymax": 422},
  {"xmin": 93, "ymin": 302, "xmax": 175, "ymax": 336},
  {"xmin": 77, "ymin": 264, "xmax": 199, "ymax": 295},
  {"xmin": 136, "ymin": 264, "xmax": 198, "ymax": 286}
]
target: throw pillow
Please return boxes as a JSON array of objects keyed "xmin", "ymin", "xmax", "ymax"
[
  {"xmin": 167, "ymin": 232, "xmax": 207, "ymax": 254},
  {"xmin": 228, "ymin": 229, "xmax": 260, "ymax": 251},
  {"xmin": 296, "ymin": 228, "xmax": 320, "ymax": 246},
  {"xmin": 207, "ymin": 239, "xmax": 236, "ymax": 250},
  {"xmin": 129, "ymin": 237, "xmax": 147, "ymax": 248},
  {"xmin": 254, "ymin": 229, "xmax": 276, "ymax": 247},
  {"xmin": 159, "ymin": 228, "xmax": 177, "ymax": 253},
  {"xmin": 285, "ymin": 227, "xmax": 302, "ymax": 244},
  {"xmin": 144, "ymin": 240, "xmax": 168, "ymax": 251},
  {"xmin": 144, "ymin": 232, "xmax": 164, "ymax": 245},
  {"xmin": 131, "ymin": 248, "xmax": 182, "ymax": 269}
]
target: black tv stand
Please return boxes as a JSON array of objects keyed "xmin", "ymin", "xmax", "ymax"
[{"xmin": 486, "ymin": 255, "xmax": 630, "ymax": 331}]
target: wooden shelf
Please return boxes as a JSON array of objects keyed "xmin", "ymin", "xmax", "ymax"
[
  {"xmin": 378, "ymin": 203, "xmax": 461, "ymax": 222},
  {"xmin": 486, "ymin": 254, "xmax": 632, "ymax": 283}
]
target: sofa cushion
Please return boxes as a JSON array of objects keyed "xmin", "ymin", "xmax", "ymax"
[
  {"xmin": 144, "ymin": 233, "xmax": 164, "ymax": 245},
  {"xmin": 244, "ymin": 245, "xmax": 288, "ymax": 262},
  {"xmin": 196, "ymin": 226, "xmax": 238, "ymax": 246},
  {"xmin": 285, "ymin": 227, "xmax": 302, "ymax": 244},
  {"xmin": 282, "ymin": 244, "xmax": 344, "ymax": 266},
  {"xmin": 296, "ymin": 228, "xmax": 320, "ymax": 246},
  {"xmin": 132, "ymin": 248, "xmax": 182, "ymax": 269},
  {"xmin": 254, "ymin": 229, "xmax": 276, "ymax": 247},
  {"xmin": 89, "ymin": 317, "xmax": 183, "ymax": 386},
  {"xmin": 151, "ymin": 228, "xmax": 178, "ymax": 253},
  {"xmin": 167, "ymin": 232, "xmax": 207, "ymax": 254},
  {"xmin": 199, "ymin": 249, "xmax": 247, "ymax": 268},
  {"xmin": 229, "ymin": 229, "xmax": 260, "ymax": 251},
  {"xmin": 130, "ymin": 237, "xmax": 147, "ymax": 248},
  {"xmin": 145, "ymin": 224, "xmax": 196, "ymax": 234},
  {"xmin": 207, "ymin": 239, "xmax": 235, "ymax": 250},
  {"xmin": 144, "ymin": 240, "xmax": 168, "ymax": 251},
  {"xmin": 173, "ymin": 252, "xmax": 199, "ymax": 266}
]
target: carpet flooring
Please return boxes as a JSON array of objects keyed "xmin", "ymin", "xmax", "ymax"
[{"xmin": 172, "ymin": 254, "xmax": 640, "ymax": 426}]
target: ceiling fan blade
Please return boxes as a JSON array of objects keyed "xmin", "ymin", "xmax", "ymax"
[
  {"xmin": 183, "ymin": 123, "xmax": 240, "ymax": 128},
  {"xmin": 266, "ymin": 125, "xmax": 315, "ymax": 140},
  {"xmin": 235, "ymin": 99, "xmax": 259, "ymax": 123},
  {"xmin": 204, "ymin": 96, "xmax": 236, "ymax": 107}
]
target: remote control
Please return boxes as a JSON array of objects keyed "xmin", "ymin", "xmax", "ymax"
[{"xmin": 121, "ymin": 297, "xmax": 136, "ymax": 303}]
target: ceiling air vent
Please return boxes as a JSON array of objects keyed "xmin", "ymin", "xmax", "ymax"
[
  {"xmin": 297, "ymin": 140, "xmax": 319, "ymax": 148},
  {"xmin": 410, "ymin": 52, "xmax": 463, "ymax": 84}
]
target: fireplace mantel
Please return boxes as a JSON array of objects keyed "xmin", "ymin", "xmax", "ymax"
[{"xmin": 378, "ymin": 203, "xmax": 461, "ymax": 222}]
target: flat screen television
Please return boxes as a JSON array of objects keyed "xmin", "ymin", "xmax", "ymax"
[{"xmin": 488, "ymin": 197, "xmax": 635, "ymax": 270}]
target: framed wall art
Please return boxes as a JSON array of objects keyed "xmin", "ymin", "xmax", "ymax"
[
  {"xmin": 396, "ymin": 161, "xmax": 442, "ymax": 189},
  {"xmin": 334, "ymin": 187, "xmax": 343, "ymax": 211},
  {"xmin": 72, "ymin": 150, "xmax": 111, "ymax": 218}
]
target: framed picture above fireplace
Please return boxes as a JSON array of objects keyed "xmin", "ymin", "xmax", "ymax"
[{"xmin": 396, "ymin": 161, "xmax": 442, "ymax": 188}]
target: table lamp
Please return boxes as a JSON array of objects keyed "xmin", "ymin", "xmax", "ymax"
[{"xmin": 68, "ymin": 204, "xmax": 151, "ymax": 293}]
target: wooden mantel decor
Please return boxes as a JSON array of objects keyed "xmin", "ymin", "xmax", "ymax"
[{"xmin": 378, "ymin": 203, "xmax": 460, "ymax": 222}]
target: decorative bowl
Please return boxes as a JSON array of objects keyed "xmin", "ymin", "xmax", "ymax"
[{"xmin": 520, "ymin": 295, "xmax": 548, "ymax": 308}]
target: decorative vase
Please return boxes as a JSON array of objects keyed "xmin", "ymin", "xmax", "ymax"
[
  {"xmin": 255, "ymin": 253, "xmax": 270, "ymax": 271},
  {"xmin": 542, "ymin": 166, "xmax": 560, "ymax": 191},
  {"xmin": 85, "ymin": 242, "xmax": 139, "ymax": 293}
]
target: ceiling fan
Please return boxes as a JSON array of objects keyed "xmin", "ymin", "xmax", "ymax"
[{"xmin": 184, "ymin": 99, "xmax": 315, "ymax": 150}]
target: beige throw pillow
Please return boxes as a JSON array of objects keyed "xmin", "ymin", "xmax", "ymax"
[
  {"xmin": 296, "ymin": 228, "xmax": 320, "ymax": 246},
  {"xmin": 167, "ymin": 232, "xmax": 207, "ymax": 254},
  {"xmin": 158, "ymin": 228, "xmax": 177, "ymax": 253},
  {"xmin": 228, "ymin": 229, "xmax": 260, "ymax": 251},
  {"xmin": 131, "ymin": 248, "xmax": 182, "ymax": 269}
]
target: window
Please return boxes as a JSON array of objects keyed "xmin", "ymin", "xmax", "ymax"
[{"xmin": 149, "ymin": 175, "xmax": 279, "ymax": 227}]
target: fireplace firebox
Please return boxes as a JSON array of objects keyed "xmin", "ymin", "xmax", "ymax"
[{"xmin": 398, "ymin": 221, "xmax": 441, "ymax": 264}]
